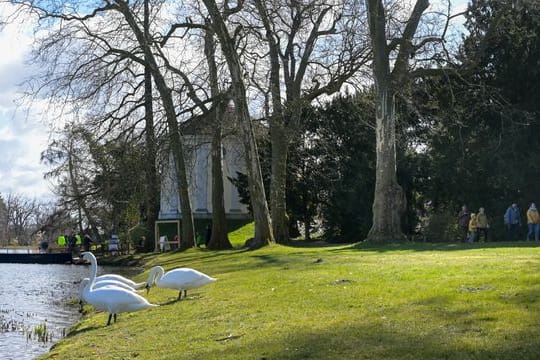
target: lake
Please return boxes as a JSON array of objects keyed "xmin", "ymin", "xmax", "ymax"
[{"xmin": 0, "ymin": 262, "xmax": 140, "ymax": 360}]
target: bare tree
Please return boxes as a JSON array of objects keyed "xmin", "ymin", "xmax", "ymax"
[
  {"xmin": 364, "ymin": 0, "xmax": 457, "ymax": 242},
  {"xmin": 141, "ymin": 0, "xmax": 160, "ymax": 251},
  {"xmin": 0, "ymin": 194, "xmax": 8, "ymax": 247},
  {"xmin": 251, "ymin": 0, "xmax": 371, "ymax": 241},
  {"xmin": 3, "ymin": 1, "xmax": 199, "ymax": 247},
  {"xmin": 202, "ymin": 0, "xmax": 275, "ymax": 247},
  {"xmin": 5, "ymin": 193, "xmax": 40, "ymax": 245},
  {"xmin": 204, "ymin": 20, "xmax": 233, "ymax": 250}
]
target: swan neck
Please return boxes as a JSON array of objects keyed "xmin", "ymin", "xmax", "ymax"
[
  {"xmin": 155, "ymin": 267, "xmax": 165, "ymax": 282},
  {"xmin": 88, "ymin": 254, "xmax": 98, "ymax": 287}
]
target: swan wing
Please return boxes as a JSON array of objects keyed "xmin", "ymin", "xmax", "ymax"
[
  {"xmin": 93, "ymin": 279, "xmax": 137, "ymax": 292},
  {"xmin": 86, "ymin": 287, "xmax": 157, "ymax": 313}
]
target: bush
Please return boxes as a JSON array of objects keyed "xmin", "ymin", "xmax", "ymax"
[{"xmin": 422, "ymin": 208, "xmax": 460, "ymax": 243}]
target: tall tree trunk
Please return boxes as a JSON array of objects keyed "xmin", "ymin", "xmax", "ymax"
[
  {"xmin": 208, "ymin": 116, "xmax": 232, "ymax": 249},
  {"xmin": 365, "ymin": 0, "xmax": 428, "ymax": 242},
  {"xmin": 254, "ymin": 0, "xmax": 289, "ymax": 243},
  {"xmin": 366, "ymin": 87, "xmax": 406, "ymax": 242},
  {"xmin": 142, "ymin": 0, "xmax": 160, "ymax": 251},
  {"xmin": 114, "ymin": 1, "xmax": 195, "ymax": 248},
  {"xmin": 203, "ymin": 0, "xmax": 274, "ymax": 247},
  {"xmin": 204, "ymin": 23, "xmax": 232, "ymax": 250},
  {"xmin": 270, "ymin": 125, "xmax": 289, "ymax": 242}
]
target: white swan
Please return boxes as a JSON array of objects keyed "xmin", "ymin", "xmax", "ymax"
[
  {"xmin": 145, "ymin": 266, "xmax": 217, "ymax": 300},
  {"xmin": 78, "ymin": 278, "xmax": 140, "ymax": 311},
  {"xmin": 81, "ymin": 252, "xmax": 158, "ymax": 325}
]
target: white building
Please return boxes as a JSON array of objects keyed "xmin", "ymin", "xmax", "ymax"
[
  {"xmin": 158, "ymin": 135, "xmax": 249, "ymax": 221},
  {"xmin": 155, "ymin": 110, "xmax": 252, "ymax": 248}
]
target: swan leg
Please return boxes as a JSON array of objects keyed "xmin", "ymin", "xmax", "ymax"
[
  {"xmin": 114, "ymin": 313, "xmax": 117, "ymax": 323},
  {"xmin": 107, "ymin": 313, "xmax": 113, "ymax": 326},
  {"xmin": 177, "ymin": 290, "xmax": 182, "ymax": 300},
  {"xmin": 184, "ymin": 290, "xmax": 187, "ymax": 298}
]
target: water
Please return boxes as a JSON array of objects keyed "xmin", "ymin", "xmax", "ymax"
[{"xmin": 0, "ymin": 262, "xmax": 140, "ymax": 360}]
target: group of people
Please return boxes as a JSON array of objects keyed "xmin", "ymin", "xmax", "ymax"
[
  {"xmin": 56, "ymin": 232, "xmax": 93, "ymax": 252},
  {"xmin": 457, "ymin": 203, "xmax": 540, "ymax": 242},
  {"xmin": 458, "ymin": 206, "xmax": 490, "ymax": 242}
]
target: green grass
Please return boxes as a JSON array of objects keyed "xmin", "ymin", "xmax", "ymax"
[
  {"xmin": 228, "ymin": 221, "xmax": 254, "ymax": 248},
  {"xmin": 41, "ymin": 240, "xmax": 540, "ymax": 360}
]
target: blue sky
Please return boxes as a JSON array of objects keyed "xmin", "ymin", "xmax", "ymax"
[{"xmin": 0, "ymin": 0, "xmax": 469, "ymax": 202}]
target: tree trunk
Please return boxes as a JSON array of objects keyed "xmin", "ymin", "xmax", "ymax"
[
  {"xmin": 203, "ymin": 0, "xmax": 274, "ymax": 247},
  {"xmin": 204, "ymin": 24, "xmax": 232, "ymax": 250},
  {"xmin": 254, "ymin": 0, "xmax": 289, "ymax": 243},
  {"xmin": 366, "ymin": 88, "xmax": 406, "ymax": 242},
  {"xmin": 142, "ymin": 0, "xmax": 160, "ymax": 251},
  {"xmin": 364, "ymin": 0, "xmax": 424, "ymax": 243},
  {"xmin": 208, "ymin": 118, "xmax": 232, "ymax": 249},
  {"xmin": 270, "ymin": 125, "xmax": 289, "ymax": 242}
]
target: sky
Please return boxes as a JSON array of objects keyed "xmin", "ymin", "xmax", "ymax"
[
  {"xmin": 0, "ymin": 13, "xmax": 54, "ymax": 201},
  {"xmin": 0, "ymin": 0, "xmax": 469, "ymax": 202}
]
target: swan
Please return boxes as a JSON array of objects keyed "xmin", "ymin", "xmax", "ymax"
[
  {"xmin": 78, "ymin": 278, "xmax": 140, "ymax": 311},
  {"xmin": 145, "ymin": 266, "xmax": 216, "ymax": 300},
  {"xmin": 81, "ymin": 252, "xmax": 158, "ymax": 325}
]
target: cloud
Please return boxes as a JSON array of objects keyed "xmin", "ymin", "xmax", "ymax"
[{"xmin": 0, "ymin": 8, "xmax": 54, "ymax": 201}]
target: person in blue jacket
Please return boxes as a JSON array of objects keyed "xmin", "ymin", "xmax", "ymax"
[{"xmin": 504, "ymin": 203, "xmax": 521, "ymax": 241}]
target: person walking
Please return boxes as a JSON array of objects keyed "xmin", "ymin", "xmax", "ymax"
[
  {"xmin": 83, "ymin": 233, "xmax": 93, "ymax": 252},
  {"xmin": 476, "ymin": 207, "xmax": 490, "ymax": 242},
  {"xmin": 457, "ymin": 205, "xmax": 471, "ymax": 242},
  {"xmin": 504, "ymin": 203, "xmax": 521, "ymax": 241},
  {"xmin": 526, "ymin": 203, "xmax": 540, "ymax": 241},
  {"xmin": 468, "ymin": 213, "xmax": 478, "ymax": 243}
]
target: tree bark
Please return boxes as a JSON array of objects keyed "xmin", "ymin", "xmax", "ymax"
[
  {"xmin": 364, "ymin": 0, "xmax": 429, "ymax": 242},
  {"xmin": 270, "ymin": 125, "xmax": 289, "ymax": 242},
  {"xmin": 204, "ymin": 23, "xmax": 232, "ymax": 250},
  {"xmin": 366, "ymin": 87, "xmax": 406, "ymax": 242},
  {"xmin": 142, "ymin": 0, "xmax": 160, "ymax": 251},
  {"xmin": 255, "ymin": 0, "xmax": 290, "ymax": 243},
  {"xmin": 203, "ymin": 0, "xmax": 274, "ymax": 247}
]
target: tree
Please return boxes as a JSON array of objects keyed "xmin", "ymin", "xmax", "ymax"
[
  {"xmin": 204, "ymin": 18, "xmax": 233, "ymax": 250},
  {"xmin": 141, "ymin": 0, "xmax": 160, "ymax": 251},
  {"xmin": 3, "ymin": 1, "xmax": 199, "ymax": 248},
  {"xmin": 0, "ymin": 194, "xmax": 8, "ymax": 246},
  {"xmin": 311, "ymin": 94, "xmax": 376, "ymax": 242},
  {"xmin": 252, "ymin": 0, "xmax": 370, "ymax": 242},
  {"xmin": 111, "ymin": 0, "xmax": 196, "ymax": 248},
  {"xmin": 414, "ymin": 0, "xmax": 540, "ymax": 231},
  {"xmin": 364, "ymin": 0, "xmax": 437, "ymax": 243},
  {"xmin": 202, "ymin": 0, "xmax": 275, "ymax": 247},
  {"xmin": 41, "ymin": 124, "xmax": 148, "ymax": 242}
]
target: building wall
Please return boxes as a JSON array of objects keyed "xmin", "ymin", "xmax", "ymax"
[{"xmin": 158, "ymin": 135, "xmax": 250, "ymax": 220}]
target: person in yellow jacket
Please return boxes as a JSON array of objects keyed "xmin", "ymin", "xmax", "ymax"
[
  {"xmin": 526, "ymin": 203, "xmax": 540, "ymax": 241},
  {"xmin": 75, "ymin": 233, "xmax": 82, "ymax": 246},
  {"xmin": 468, "ymin": 213, "xmax": 477, "ymax": 243},
  {"xmin": 476, "ymin": 207, "xmax": 489, "ymax": 242},
  {"xmin": 57, "ymin": 234, "xmax": 66, "ymax": 247}
]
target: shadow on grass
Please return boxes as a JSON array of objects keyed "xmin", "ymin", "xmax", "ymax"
[
  {"xmin": 197, "ymin": 298, "xmax": 540, "ymax": 360},
  {"xmin": 341, "ymin": 240, "xmax": 540, "ymax": 253},
  {"xmin": 65, "ymin": 324, "xmax": 103, "ymax": 338}
]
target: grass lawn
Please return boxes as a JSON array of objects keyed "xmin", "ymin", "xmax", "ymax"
[{"xmin": 41, "ymin": 238, "xmax": 540, "ymax": 360}]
